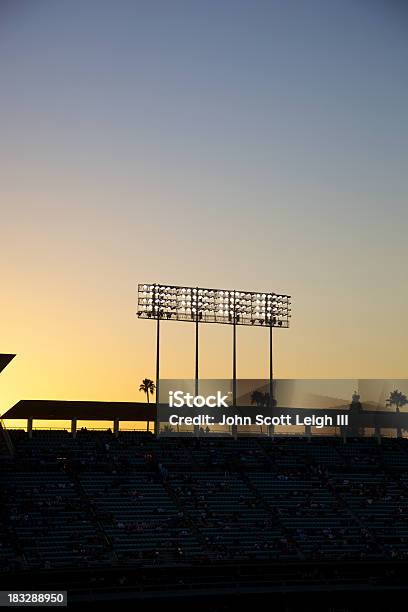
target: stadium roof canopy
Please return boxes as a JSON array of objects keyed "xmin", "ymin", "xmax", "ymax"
[
  {"xmin": 3, "ymin": 400, "xmax": 154, "ymax": 421},
  {"xmin": 0, "ymin": 354, "xmax": 16, "ymax": 375}
]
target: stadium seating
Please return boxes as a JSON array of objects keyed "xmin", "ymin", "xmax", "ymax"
[{"xmin": 2, "ymin": 430, "xmax": 408, "ymax": 574}]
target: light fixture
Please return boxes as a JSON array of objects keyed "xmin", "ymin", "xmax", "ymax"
[{"xmin": 137, "ymin": 284, "xmax": 291, "ymax": 328}]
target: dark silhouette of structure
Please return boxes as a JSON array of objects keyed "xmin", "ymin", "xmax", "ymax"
[
  {"xmin": 0, "ymin": 354, "xmax": 15, "ymax": 375},
  {"xmin": 2, "ymin": 393, "xmax": 408, "ymax": 439}
]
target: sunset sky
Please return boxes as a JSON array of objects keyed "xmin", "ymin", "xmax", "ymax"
[{"xmin": 1, "ymin": 1, "xmax": 407, "ymax": 418}]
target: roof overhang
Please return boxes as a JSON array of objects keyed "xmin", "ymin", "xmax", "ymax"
[
  {"xmin": 3, "ymin": 400, "xmax": 154, "ymax": 421},
  {"xmin": 0, "ymin": 354, "xmax": 16, "ymax": 375}
]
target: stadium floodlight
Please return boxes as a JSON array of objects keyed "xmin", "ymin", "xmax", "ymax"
[
  {"xmin": 137, "ymin": 283, "xmax": 292, "ymax": 431},
  {"xmin": 137, "ymin": 283, "xmax": 291, "ymax": 327}
]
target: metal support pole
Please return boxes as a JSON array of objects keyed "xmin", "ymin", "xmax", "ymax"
[
  {"xmin": 232, "ymin": 317, "xmax": 237, "ymax": 439},
  {"xmin": 232, "ymin": 320, "xmax": 237, "ymax": 408},
  {"xmin": 113, "ymin": 418, "xmax": 120, "ymax": 438},
  {"xmin": 71, "ymin": 417, "xmax": 77, "ymax": 439},
  {"xmin": 195, "ymin": 314, "xmax": 199, "ymax": 397},
  {"xmin": 155, "ymin": 316, "xmax": 160, "ymax": 435},
  {"xmin": 268, "ymin": 325, "xmax": 274, "ymax": 436},
  {"xmin": 27, "ymin": 417, "xmax": 33, "ymax": 439},
  {"xmin": 194, "ymin": 307, "xmax": 199, "ymax": 436},
  {"xmin": 269, "ymin": 325, "xmax": 273, "ymax": 407}
]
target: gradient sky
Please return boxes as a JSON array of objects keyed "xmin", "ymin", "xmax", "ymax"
[{"xmin": 1, "ymin": 0, "xmax": 407, "ymax": 417}]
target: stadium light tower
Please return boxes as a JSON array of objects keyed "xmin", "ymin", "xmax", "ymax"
[{"xmin": 137, "ymin": 284, "xmax": 291, "ymax": 422}]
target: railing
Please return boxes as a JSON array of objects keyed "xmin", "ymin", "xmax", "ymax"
[
  {"xmin": 3, "ymin": 425, "xmax": 151, "ymax": 432},
  {"xmin": 0, "ymin": 418, "xmax": 14, "ymax": 456}
]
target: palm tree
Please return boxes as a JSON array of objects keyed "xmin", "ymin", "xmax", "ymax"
[
  {"xmin": 139, "ymin": 378, "xmax": 155, "ymax": 432},
  {"xmin": 386, "ymin": 390, "xmax": 408, "ymax": 413},
  {"xmin": 351, "ymin": 391, "xmax": 360, "ymax": 405}
]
